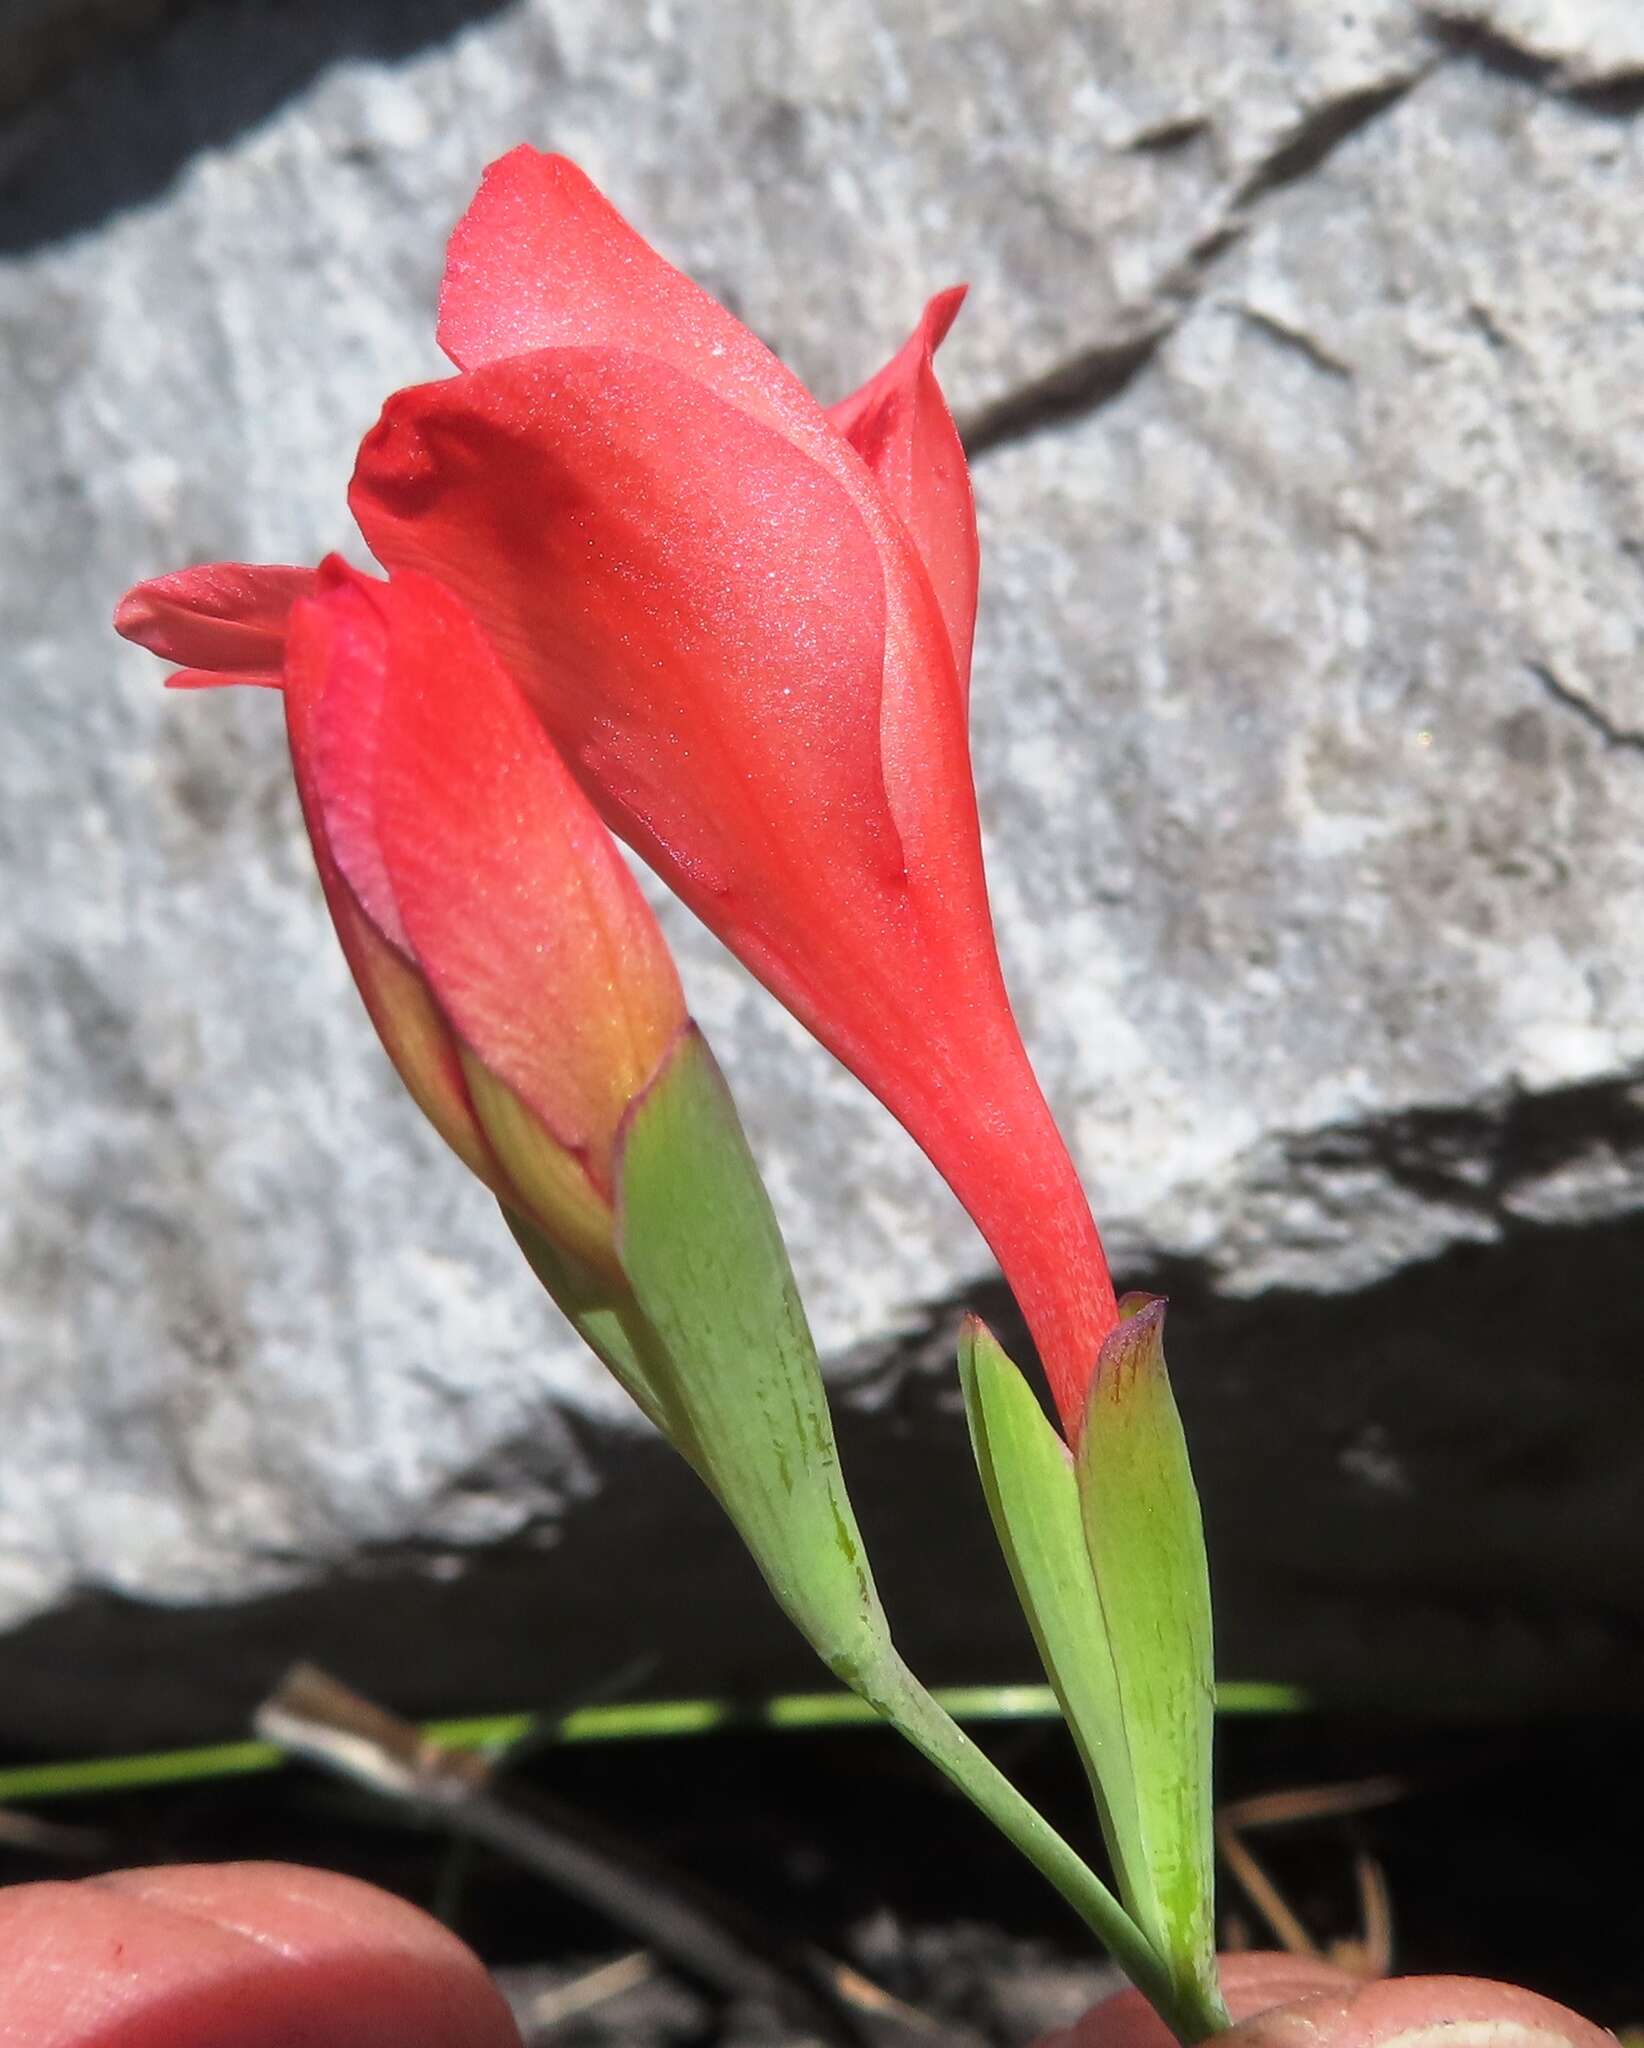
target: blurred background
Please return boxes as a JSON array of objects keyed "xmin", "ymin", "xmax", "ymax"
[{"xmin": 3, "ymin": 0, "xmax": 1643, "ymax": 2031}]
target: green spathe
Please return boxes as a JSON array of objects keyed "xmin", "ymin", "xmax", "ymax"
[
  {"xmin": 567, "ymin": 1023, "xmax": 893, "ymax": 1683},
  {"xmin": 959, "ymin": 1307, "xmax": 1226, "ymax": 2041},
  {"xmin": 958, "ymin": 1317, "xmax": 1153, "ymax": 1937},
  {"xmin": 1077, "ymin": 1296, "xmax": 1222, "ymax": 2031}
]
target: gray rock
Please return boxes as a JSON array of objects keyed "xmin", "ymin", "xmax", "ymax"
[
  {"xmin": 3, "ymin": 0, "xmax": 1643, "ymax": 1747},
  {"xmin": 973, "ymin": 45, "xmax": 1644, "ymax": 1295}
]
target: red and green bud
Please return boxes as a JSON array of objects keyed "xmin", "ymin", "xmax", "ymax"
[
  {"xmin": 121, "ymin": 555, "xmax": 688, "ymax": 1279},
  {"xmin": 115, "ymin": 552, "xmax": 894, "ymax": 1685}
]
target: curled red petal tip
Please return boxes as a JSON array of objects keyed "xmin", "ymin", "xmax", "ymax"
[{"xmin": 115, "ymin": 562, "xmax": 319, "ymax": 688}]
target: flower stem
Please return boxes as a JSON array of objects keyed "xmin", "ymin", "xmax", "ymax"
[{"xmin": 846, "ymin": 1651, "xmax": 1230, "ymax": 2043}]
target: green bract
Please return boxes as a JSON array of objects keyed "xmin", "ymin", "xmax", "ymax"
[
  {"xmin": 960, "ymin": 1305, "xmax": 1226, "ymax": 2039},
  {"xmin": 1079, "ymin": 1298, "xmax": 1221, "ymax": 2029},
  {"xmin": 616, "ymin": 1026, "xmax": 895, "ymax": 1681},
  {"xmin": 514, "ymin": 1025, "xmax": 893, "ymax": 1684}
]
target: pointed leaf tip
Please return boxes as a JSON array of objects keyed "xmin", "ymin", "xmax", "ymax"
[{"xmin": 1093, "ymin": 1294, "xmax": 1168, "ymax": 1401}]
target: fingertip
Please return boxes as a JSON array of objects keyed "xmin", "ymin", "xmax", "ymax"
[
  {"xmin": 1069, "ymin": 1961, "xmax": 1615, "ymax": 2048},
  {"xmin": 0, "ymin": 1862, "xmax": 521, "ymax": 2048},
  {"xmin": 1304, "ymin": 1973, "xmax": 1616, "ymax": 2048}
]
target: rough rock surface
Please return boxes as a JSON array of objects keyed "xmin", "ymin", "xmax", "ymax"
[{"xmin": 3, "ymin": 0, "xmax": 1642, "ymax": 1745}]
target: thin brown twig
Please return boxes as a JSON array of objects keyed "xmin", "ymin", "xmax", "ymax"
[{"xmin": 255, "ymin": 1663, "xmax": 974, "ymax": 2048}]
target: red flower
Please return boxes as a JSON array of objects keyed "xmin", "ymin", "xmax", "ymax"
[
  {"xmin": 347, "ymin": 151, "xmax": 1117, "ymax": 1434},
  {"xmin": 115, "ymin": 153, "xmax": 1119, "ymax": 1435},
  {"xmin": 118, "ymin": 555, "xmax": 687, "ymax": 1275}
]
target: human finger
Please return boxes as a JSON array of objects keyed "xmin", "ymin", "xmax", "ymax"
[{"xmin": 0, "ymin": 1860, "xmax": 522, "ymax": 2048}]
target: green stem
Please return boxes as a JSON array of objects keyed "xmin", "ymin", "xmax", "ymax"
[{"xmin": 848, "ymin": 1652, "xmax": 1229, "ymax": 2044}]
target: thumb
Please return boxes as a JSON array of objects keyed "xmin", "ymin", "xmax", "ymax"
[
  {"xmin": 1044, "ymin": 1954, "xmax": 1613, "ymax": 2048},
  {"xmin": 0, "ymin": 1861, "xmax": 522, "ymax": 2048}
]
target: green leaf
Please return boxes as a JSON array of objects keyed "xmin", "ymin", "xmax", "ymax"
[
  {"xmin": 957, "ymin": 1317, "xmax": 1156, "ymax": 1949},
  {"xmin": 1077, "ymin": 1297, "xmax": 1222, "ymax": 2025},
  {"xmin": 611, "ymin": 1025, "xmax": 893, "ymax": 1688}
]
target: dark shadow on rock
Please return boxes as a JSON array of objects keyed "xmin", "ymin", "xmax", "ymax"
[
  {"xmin": 5, "ymin": 1184, "xmax": 1644, "ymax": 1754},
  {"xmin": 0, "ymin": 0, "xmax": 516, "ymax": 253},
  {"xmin": 1159, "ymin": 1202, "xmax": 1644, "ymax": 1714},
  {"xmin": 0, "ymin": 1398, "xmax": 1038, "ymax": 1754}
]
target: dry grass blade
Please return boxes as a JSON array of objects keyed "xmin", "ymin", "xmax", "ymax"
[
  {"xmin": 521, "ymin": 1950, "xmax": 656, "ymax": 2030},
  {"xmin": 1216, "ymin": 1821, "xmax": 1322, "ymax": 1960},
  {"xmin": 1329, "ymin": 1850, "xmax": 1394, "ymax": 1980},
  {"xmin": 1219, "ymin": 1776, "xmax": 1407, "ymax": 1831},
  {"xmin": 1217, "ymin": 1774, "xmax": 1404, "ymax": 1977},
  {"xmin": 826, "ymin": 1960, "xmax": 957, "ymax": 2039}
]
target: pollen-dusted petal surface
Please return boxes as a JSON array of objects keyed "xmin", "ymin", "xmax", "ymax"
[
  {"xmin": 429, "ymin": 147, "xmax": 974, "ymax": 906},
  {"xmin": 351, "ymin": 348, "xmax": 907, "ymax": 946},
  {"xmin": 113, "ymin": 562, "xmax": 317, "ymax": 689},
  {"xmin": 359, "ymin": 566, "xmax": 687, "ymax": 1186},
  {"xmin": 827, "ymin": 288, "xmax": 978, "ymax": 706},
  {"xmin": 438, "ymin": 147, "xmax": 825, "ymax": 452}
]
